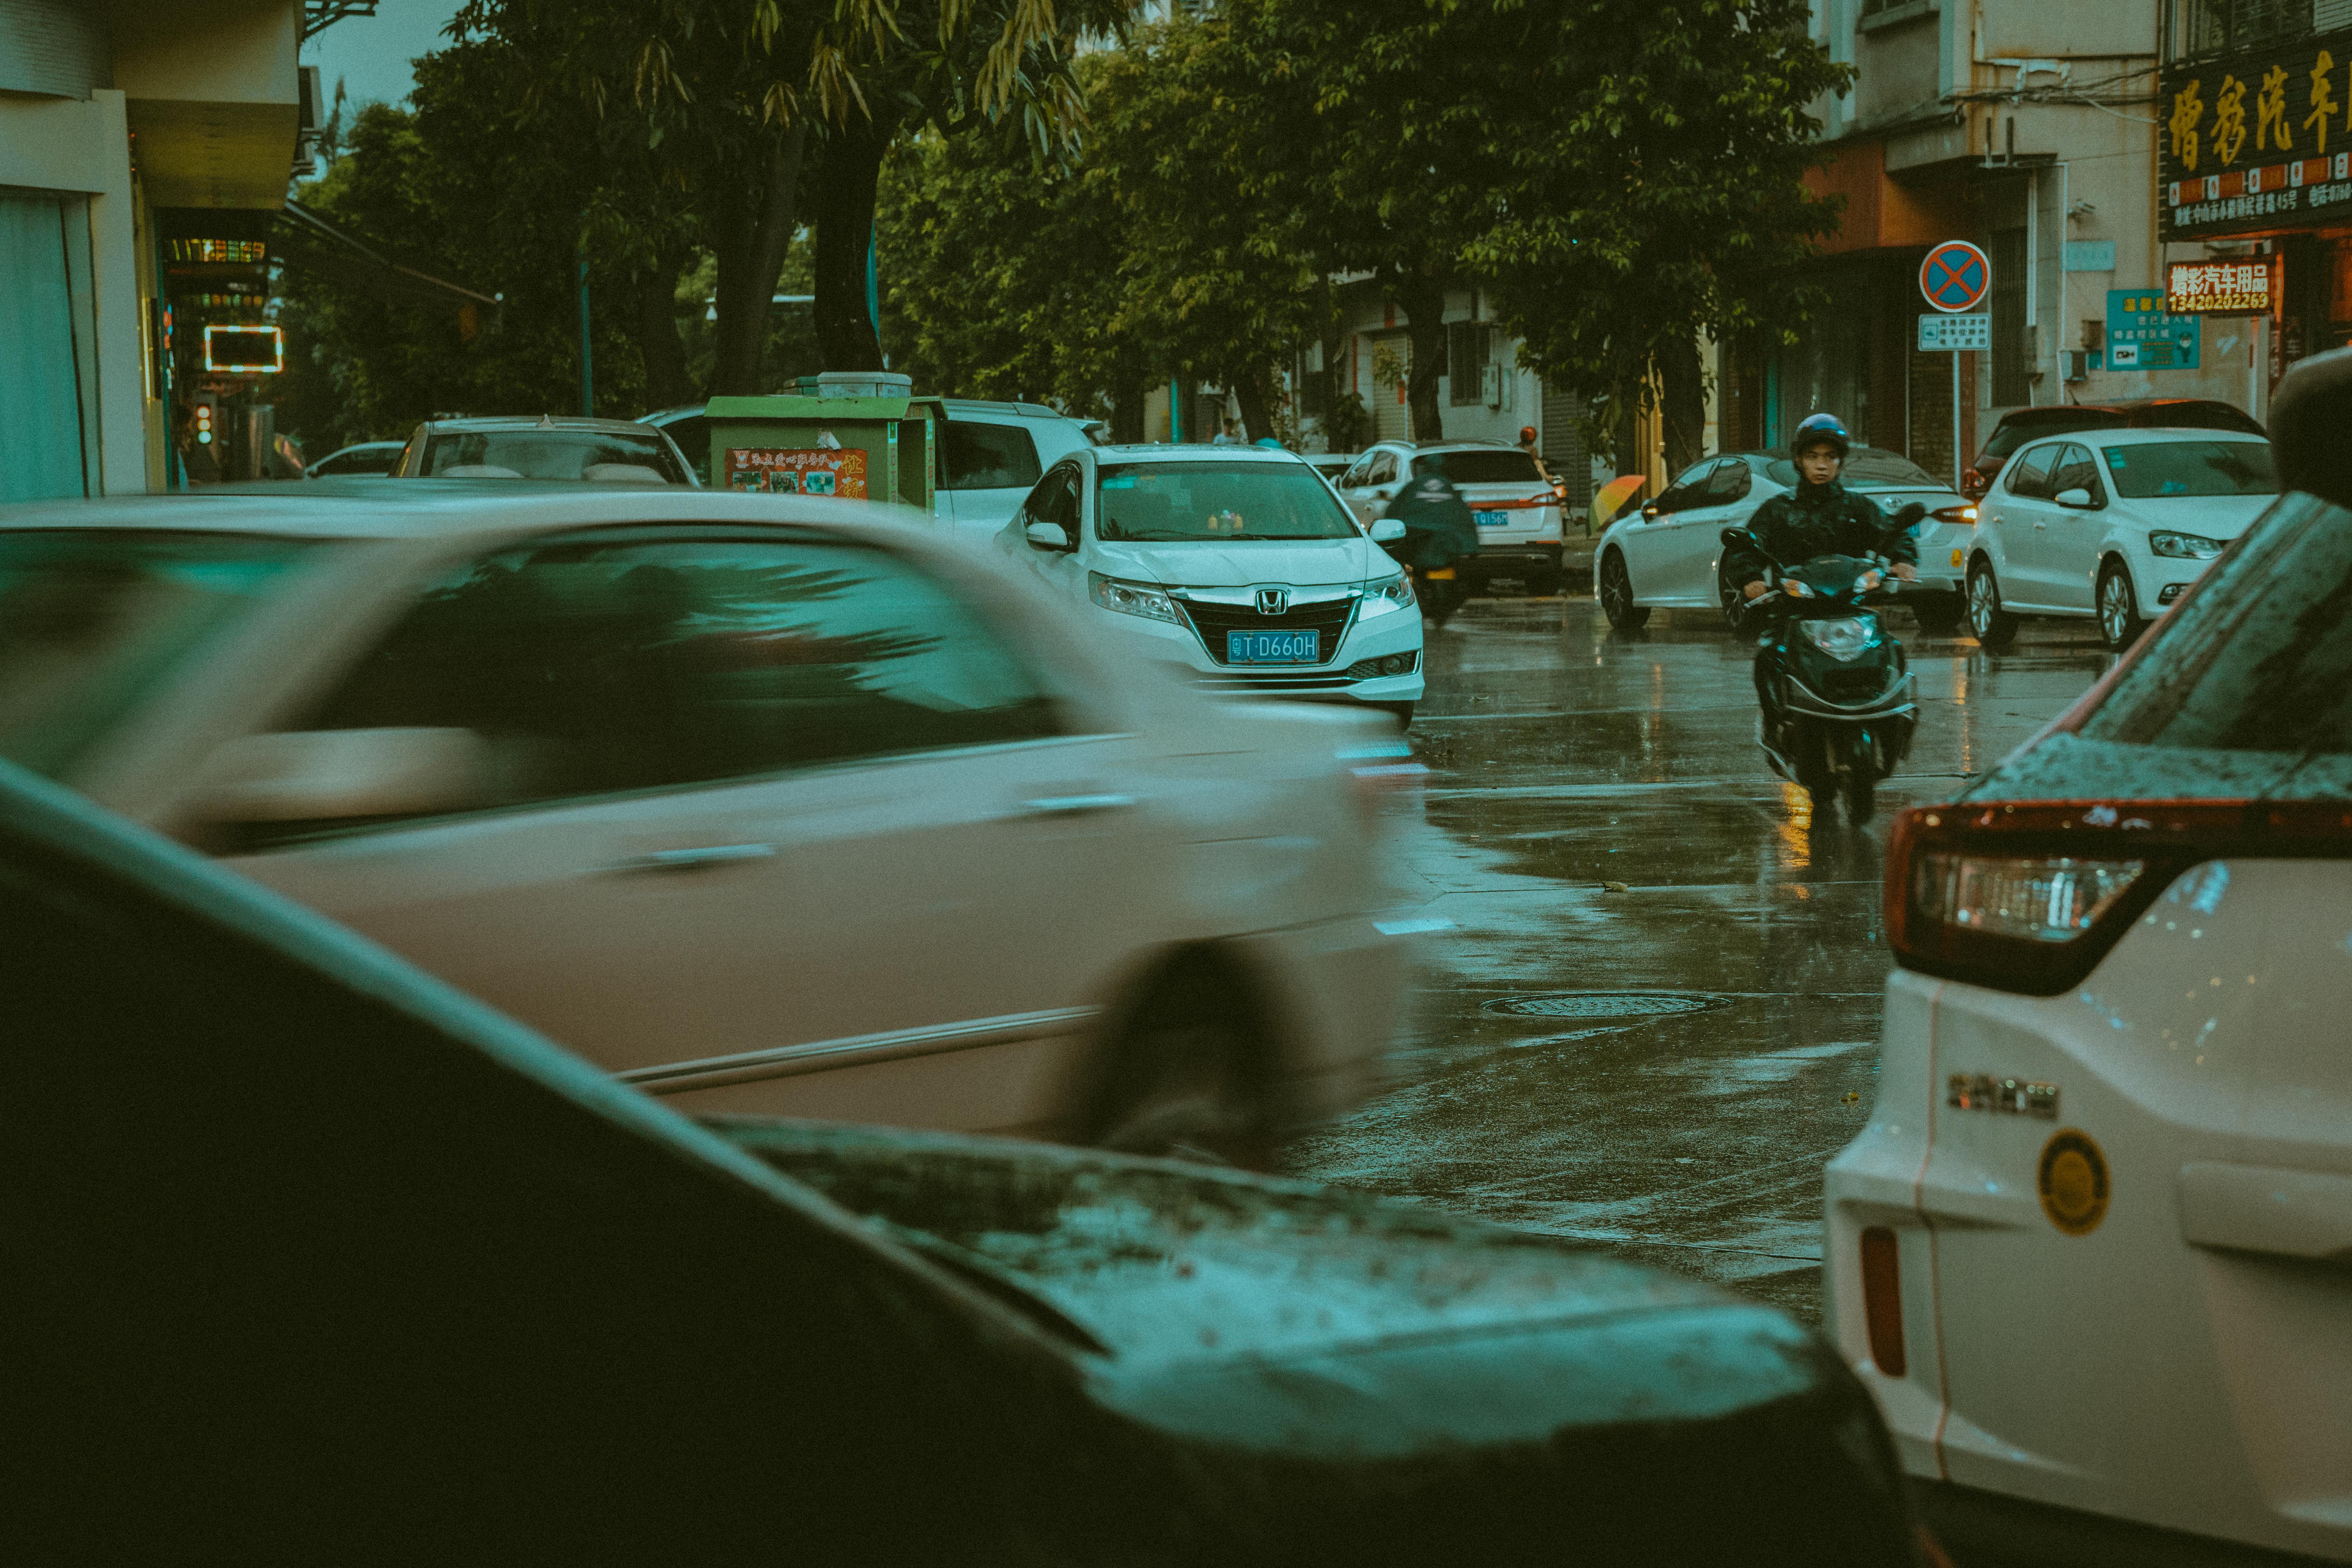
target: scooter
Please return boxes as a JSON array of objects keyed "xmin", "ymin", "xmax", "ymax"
[{"xmin": 1724, "ymin": 525, "xmax": 1919, "ymax": 826}]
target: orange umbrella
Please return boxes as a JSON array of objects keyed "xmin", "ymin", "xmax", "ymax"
[{"xmin": 1590, "ymin": 474, "xmax": 1648, "ymax": 528}]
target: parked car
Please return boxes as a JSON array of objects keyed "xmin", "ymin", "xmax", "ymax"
[
  {"xmin": 1596, "ymin": 447, "xmax": 1974, "ymax": 634},
  {"xmin": 995, "ymin": 444, "xmax": 1426, "ymax": 724},
  {"xmin": 394, "ymin": 415, "xmax": 698, "ymax": 485},
  {"xmin": 0, "ymin": 483, "xmax": 1410, "ymax": 1160},
  {"xmin": 639, "ymin": 401, "xmax": 712, "ymax": 479},
  {"xmin": 1963, "ymin": 427, "xmax": 2277, "ymax": 651},
  {"xmin": 1960, "ymin": 397, "xmax": 2263, "ymax": 500},
  {"xmin": 1306, "ymin": 452, "xmax": 1359, "ymax": 487},
  {"xmin": 1826, "ymin": 348, "xmax": 2352, "ymax": 1567},
  {"xmin": 302, "ymin": 439, "xmax": 406, "ymax": 478},
  {"xmin": 2, "ymin": 758, "xmax": 1924, "ymax": 1564},
  {"xmin": 1336, "ymin": 440, "xmax": 1564, "ymax": 595}
]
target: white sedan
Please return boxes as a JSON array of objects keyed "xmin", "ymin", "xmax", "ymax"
[
  {"xmin": 1595, "ymin": 447, "xmax": 1975, "ymax": 633},
  {"xmin": 1963, "ymin": 426, "xmax": 2278, "ymax": 650},
  {"xmin": 0, "ymin": 481, "xmax": 1415, "ymax": 1161},
  {"xmin": 1825, "ymin": 359, "xmax": 2352, "ymax": 1563},
  {"xmin": 995, "ymin": 444, "xmax": 1426, "ymax": 724}
]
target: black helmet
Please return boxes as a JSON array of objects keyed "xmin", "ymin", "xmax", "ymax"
[{"xmin": 1791, "ymin": 412, "xmax": 1851, "ymax": 462}]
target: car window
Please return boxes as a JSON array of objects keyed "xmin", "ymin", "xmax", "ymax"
[
  {"xmin": 1366, "ymin": 452, "xmax": 1398, "ymax": 486},
  {"xmin": 1019, "ymin": 466, "xmax": 1081, "ymax": 539},
  {"xmin": 0, "ymin": 531, "xmax": 322, "ymax": 779},
  {"xmin": 1760, "ymin": 448, "xmax": 1937, "ymax": 489},
  {"xmin": 2049, "ymin": 444, "xmax": 2104, "ymax": 503},
  {"xmin": 2078, "ymin": 492, "xmax": 2352, "ymax": 754},
  {"xmin": 2100, "ymin": 440, "xmax": 2278, "ymax": 499},
  {"xmin": 1410, "ymin": 450, "xmax": 1544, "ymax": 485},
  {"xmin": 1338, "ymin": 461, "xmax": 1368, "ymax": 488},
  {"xmin": 316, "ymin": 446, "xmax": 399, "ymax": 477},
  {"xmin": 940, "ymin": 421, "xmax": 1042, "ymax": 492},
  {"xmin": 1095, "ymin": 461, "xmax": 1356, "ymax": 542},
  {"xmin": 423, "ymin": 430, "xmax": 686, "ymax": 483},
  {"xmin": 290, "ymin": 534, "xmax": 1060, "ymax": 824},
  {"xmin": 2005, "ymin": 445, "xmax": 2056, "ymax": 499},
  {"xmin": 653, "ymin": 416, "xmax": 710, "ymax": 483},
  {"xmin": 1701, "ymin": 461, "xmax": 1753, "ymax": 503}
]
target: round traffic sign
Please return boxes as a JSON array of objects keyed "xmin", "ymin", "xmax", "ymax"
[{"xmin": 1920, "ymin": 240, "xmax": 1991, "ymax": 313}]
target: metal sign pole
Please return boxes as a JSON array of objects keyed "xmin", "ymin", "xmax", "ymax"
[{"xmin": 1952, "ymin": 352, "xmax": 1962, "ymax": 492}]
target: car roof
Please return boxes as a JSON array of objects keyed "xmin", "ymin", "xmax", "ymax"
[
  {"xmin": 1089, "ymin": 443, "xmax": 1310, "ymax": 464},
  {"xmin": 320, "ymin": 440, "xmax": 406, "ymax": 455},
  {"xmin": 2014, "ymin": 426, "xmax": 2270, "ymax": 449},
  {"xmin": 0, "ymin": 481, "xmax": 946, "ymax": 543},
  {"xmin": 418, "ymin": 416, "xmax": 669, "ymax": 436}
]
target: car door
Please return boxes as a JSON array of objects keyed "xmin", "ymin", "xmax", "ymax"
[
  {"xmin": 1662, "ymin": 458, "xmax": 1756, "ymax": 604},
  {"xmin": 1985, "ymin": 441, "xmax": 2060, "ymax": 608},
  {"xmin": 2038, "ymin": 443, "xmax": 2108, "ymax": 612},
  {"xmin": 940, "ymin": 418, "xmax": 1047, "ymax": 543},
  {"xmin": 1616, "ymin": 458, "xmax": 1717, "ymax": 604},
  {"xmin": 218, "ymin": 526, "xmax": 1169, "ymax": 1134}
]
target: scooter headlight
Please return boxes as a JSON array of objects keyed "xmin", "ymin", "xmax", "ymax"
[{"xmin": 1804, "ymin": 617, "xmax": 1880, "ymax": 662}]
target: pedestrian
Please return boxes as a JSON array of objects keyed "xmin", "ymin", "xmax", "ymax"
[
  {"xmin": 1211, "ymin": 418, "xmax": 1241, "ymax": 446},
  {"xmin": 1517, "ymin": 425, "xmax": 1554, "ymax": 486}
]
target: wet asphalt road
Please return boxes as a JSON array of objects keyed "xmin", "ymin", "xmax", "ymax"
[{"xmin": 1281, "ymin": 592, "xmax": 2117, "ymax": 1325}]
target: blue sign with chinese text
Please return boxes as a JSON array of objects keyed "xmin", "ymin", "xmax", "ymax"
[{"xmin": 2103, "ymin": 289, "xmax": 2200, "ymax": 371}]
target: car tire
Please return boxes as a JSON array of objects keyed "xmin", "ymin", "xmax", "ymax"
[
  {"xmin": 1599, "ymin": 551, "xmax": 1649, "ymax": 631},
  {"xmin": 1909, "ymin": 595, "xmax": 1964, "ymax": 635},
  {"xmin": 2096, "ymin": 558, "xmax": 2147, "ymax": 651},
  {"xmin": 1082, "ymin": 960, "xmax": 1278, "ymax": 1169},
  {"xmin": 1966, "ymin": 561, "xmax": 2019, "ymax": 649}
]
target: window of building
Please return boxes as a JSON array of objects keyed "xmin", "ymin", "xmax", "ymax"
[
  {"xmin": 1447, "ymin": 321, "xmax": 1491, "ymax": 407},
  {"xmin": 2171, "ymin": 0, "xmax": 2320, "ymax": 59}
]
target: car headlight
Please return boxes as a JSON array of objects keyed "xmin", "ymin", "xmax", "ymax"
[
  {"xmin": 1088, "ymin": 572, "xmax": 1181, "ymax": 622},
  {"xmin": 1803, "ymin": 617, "xmax": 1880, "ymax": 661},
  {"xmin": 2149, "ymin": 530, "xmax": 2225, "ymax": 560},
  {"xmin": 1360, "ymin": 573, "xmax": 1416, "ymax": 615}
]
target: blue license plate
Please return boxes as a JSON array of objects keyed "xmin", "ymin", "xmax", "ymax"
[
  {"xmin": 1226, "ymin": 630, "xmax": 1319, "ymax": 664},
  {"xmin": 1474, "ymin": 508, "xmax": 1509, "ymax": 528}
]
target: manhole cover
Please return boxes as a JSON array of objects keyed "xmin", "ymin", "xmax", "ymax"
[{"xmin": 1483, "ymin": 991, "xmax": 1724, "ymax": 1019}]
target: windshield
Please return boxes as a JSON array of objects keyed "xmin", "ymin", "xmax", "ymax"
[
  {"xmin": 1411, "ymin": 450, "xmax": 1543, "ymax": 485},
  {"xmin": 1764, "ymin": 448, "xmax": 1940, "ymax": 489},
  {"xmin": 1095, "ymin": 461, "xmax": 1356, "ymax": 541},
  {"xmin": 2077, "ymin": 492, "xmax": 2349, "ymax": 754},
  {"xmin": 2100, "ymin": 440, "xmax": 2277, "ymax": 499},
  {"xmin": 422, "ymin": 429, "xmax": 686, "ymax": 483},
  {"xmin": 0, "ymin": 531, "xmax": 321, "ymax": 777}
]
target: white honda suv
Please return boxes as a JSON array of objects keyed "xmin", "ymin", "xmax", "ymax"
[
  {"xmin": 1825, "ymin": 350, "xmax": 2352, "ymax": 1565},
  {"xmin": 997, "ymin": 445, "xmax": 1427, "ymax": 724}
]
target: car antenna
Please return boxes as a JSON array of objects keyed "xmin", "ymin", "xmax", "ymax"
[{"xmin": 538, "ymin": 412, "xmax": 554, "ymax": 428}]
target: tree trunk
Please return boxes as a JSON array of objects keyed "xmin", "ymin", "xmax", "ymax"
[
  {"xmin": 708, "ymin": 126, "xmax": 808, "ymax": 397},
  {"xmin": 633, "ymin": 251, "xmax": 693, "ymax": 410},
  {"xmin": 1230, "ymin": 365, "xmax": 1276, "ymax": 444},
  {"xmin": 1109, "ymin": 349, "xmax": 1148, "ymax": 443},
  {"xmin": 814, "ymin": 110, "xmax": 898, "ymax": 373},
  {"xmin": 1396, "ymin": 269, "xmax": 1447, "ymax": 442},
  {"xmin": 1659, "ymin": 334, "xmax": 1707, "ymax": 478}
]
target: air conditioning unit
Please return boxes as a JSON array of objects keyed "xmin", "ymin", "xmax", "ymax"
[
  {"xmin": 1481, "ymin": 364, "xmax": 1503, "ymax": 409},
  {"xmin": 2064, "ymin": 350, "xmax": 2090, "ymax": 384}
]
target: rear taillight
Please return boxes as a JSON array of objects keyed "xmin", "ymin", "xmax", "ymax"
[
  {"xmin": 1859, "ymin": 1227, "xmax": 1906, "ymax": 1377},
  {"xmin": 1886, "ymin": 800, "xmax": 2352, "ymax": 994}
]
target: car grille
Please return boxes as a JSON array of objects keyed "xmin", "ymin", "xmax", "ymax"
[{"xmin": 1177, "ymin": 596, "xmax": 1357, "ymax": 665}]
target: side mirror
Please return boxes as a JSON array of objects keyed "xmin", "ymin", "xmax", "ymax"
[
  {"xmin": 1024, "ymin": 520, "xmax": 1073, "ymax": 551},
  {"xmin": 186, "ymin": 728, "xmax": 494, "ymax": 825},
  {"xmin": 1719, "ymin": 527, "xmax": 1752, "ymax": 549},
  {"xmin": 2053, "ymin": 486, "xmax": 2096, "ymax": 509},
  {"xmin": 1640, "ymin": 503, "xmax": 1662, "ymax": 520},
  {"xmin": 1370, "ymin": 518, "xmax": 1406, "ymax": 543}
]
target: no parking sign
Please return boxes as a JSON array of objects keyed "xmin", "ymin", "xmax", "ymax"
[{"xmin": 1919, "ymin": 241, "xmax": 1991, "ymax": 314}]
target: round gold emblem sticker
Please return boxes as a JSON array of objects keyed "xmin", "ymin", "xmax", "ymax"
[{"xmin": 2037, "ymin": 1128, "xmax": 2111, "ymax": 1236}]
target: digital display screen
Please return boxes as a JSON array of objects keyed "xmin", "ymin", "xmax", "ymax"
[{"xmin": 203, "ymin": 325, "xmax": 284, "ymax": 374}]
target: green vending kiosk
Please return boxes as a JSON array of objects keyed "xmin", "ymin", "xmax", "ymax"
[{"xmin": 702, "ymin": 384, "xmax": 935, "ymax": 515}]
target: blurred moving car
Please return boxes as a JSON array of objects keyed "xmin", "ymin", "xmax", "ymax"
[
  {"xmin": 995, "ymin": 445, "xmax": 1426, "ymax": 724},
  {"xmin": 1960, "ymin": 397, "xmax": 2263, "ymax": 500},
  {"xmin": 394, "ymin": 415, "xmax": 698, "ymax": 485},
  {"xmin": 1336, "ymin": 440, "xmax": 1564, "ymax": 595},
  {"xmin": 1964, "ymin": 427, "xmax": 2277, "ymax": 651},
  {"xmin": 1598, "ymin": 447, "xmax": 1974, "ymax": 634},
  {"xmin": 0, "ymin": 483, "xmax": 1406, "ymax": 1158},
  {"xmin": 1826, "ymin": 350, "xmax": 2352, "ymax": 1566},
  {"xmin": 302, "ymin": 439, "xmax": 405, "ymax": 478},
  {"xmin": 4, "ymin": 760, "xmax": 1925, "ymax": 1564}
]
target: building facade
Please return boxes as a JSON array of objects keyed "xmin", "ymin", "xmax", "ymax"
[{"xmin": 1, "ymin": 0, "xmax": 309, "ymax": 501}]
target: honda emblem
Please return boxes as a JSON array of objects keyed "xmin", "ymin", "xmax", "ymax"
[{"xmin": 1256, "ymin": 587, "xmax": 1289, "ymax": 615}]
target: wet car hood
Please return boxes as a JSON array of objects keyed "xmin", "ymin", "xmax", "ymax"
[
  {"xmin": 1094, "ymin": 536, "xmax": 1387, "ymax": 590},
  {"xmin": 2113, "ymin": 492, "xmax": 2272, "ymax": 538}
]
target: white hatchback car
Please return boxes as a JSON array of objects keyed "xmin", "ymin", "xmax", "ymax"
[
  {"xmin": 997, "ymin": 445, "xmax": 1427, "ymax": 724},
  {"xmin": 1336, "ymin": 440, "xmax": 1565, "ymax": 595},
  {"xmin": 0, "ymin": 482, "xmax": 1413, "ymax": 1160},
  {"xmin": 1825, "ymin": 354, "xmax": 2352, "ymax": 1564},
  {"xmin": 1965, "ymin": 427, "xmax": 2278, "ymax": 651}
]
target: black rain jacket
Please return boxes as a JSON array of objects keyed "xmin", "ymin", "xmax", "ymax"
[
  {"xmin": 1722, "ymin": 477, "xmax": 1918, "ymax": 590},
  {"xmin": 1383, "ymin": 471, "xmax": 1481, "ymax": 570}
]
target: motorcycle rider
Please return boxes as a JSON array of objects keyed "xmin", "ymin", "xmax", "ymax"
[
  {"xmin": 1381, "ymin": 455, "xmax": 1480, "ymax": 629},
  {"xmin": 1723, "ymin": 413, "xmax": 1921, "ymax": 725}
]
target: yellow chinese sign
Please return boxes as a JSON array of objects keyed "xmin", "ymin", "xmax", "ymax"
[
  {"xmin": 2162, "ymin": 29, "xmax": 2352, "ymax": 238},
  {"xmin": 2167, "ymin": 259, "xmax": 2276, "ymax": 315}
]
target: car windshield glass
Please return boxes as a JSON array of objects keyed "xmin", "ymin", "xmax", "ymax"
[
  {"xmin": 1764, "ymin": 448, "xmax": 1940, "ymax": 488},
  {"xmin": 1411, "ymin": 450, "xmax": 1543, "ymax": 484},
  {"xmin": 423, "ymin": 430, "xmax": 681, "ymax": 482},
  {"xmin": 1095, "ymin": 461, "xmax": 1356, "ymax": 541},
  {"xmin": 2078, "ymin": 492, "xmax": 2352, "ymax": 754},
  {"xmin": 318, "ymin": 446, "xmax": 399, "ymax": 476},
  {"xmin": 2100, "ymin": 440, "xmax": 2277, "ymax": 498},
  {"xmin": 0, "ymin": 531, "xmax": 320, "ymax": 777}
]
